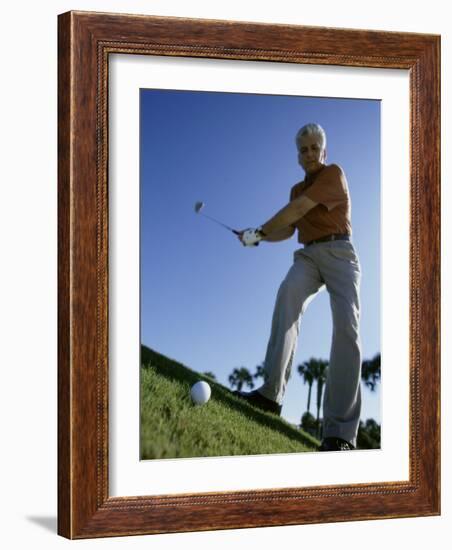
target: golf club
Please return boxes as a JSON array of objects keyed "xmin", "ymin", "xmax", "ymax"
[{"xmin": 194, "ymin": 201, "xmax": 240, "ymax": 235}]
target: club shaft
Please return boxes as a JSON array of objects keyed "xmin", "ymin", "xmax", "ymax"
[{"xmin": 200, "ymin": 213, "xmax": 239, "ymax": 234}]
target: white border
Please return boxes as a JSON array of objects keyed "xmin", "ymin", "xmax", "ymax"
[{"xmin": 109, "ymin": 55, "xmax": 410, "ymax": 497}]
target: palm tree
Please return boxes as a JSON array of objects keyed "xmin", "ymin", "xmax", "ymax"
[
  {"xmin": 361, "ymin": 353, "xmax": 381, "ymax": 392},
  {"xmin": 312, "ymin": 360, "xmax": 329, "ymax": 438},
  {"xmin": 298, "ymin": 358, "xmax": 328, "ymax": 438},
  {"xmin": 297, "ymin": 360, "xmax": 316, "ymax": 412},
  {"xmin": 253, "ymin": 363, "xmax": 267, "ymax": 383},
  {"xmin": 228, "ymin": 367, "xmax": 255, "ymax": 392}
]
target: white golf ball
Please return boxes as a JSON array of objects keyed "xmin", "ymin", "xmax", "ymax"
[{"xmin": 190, "ymin": 381, "xmax": 211, "ymax": 405}]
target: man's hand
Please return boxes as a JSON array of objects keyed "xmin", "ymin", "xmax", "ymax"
[{"xmin": 238, "ymin": 227, "xmax": 264, "ymax": 247}]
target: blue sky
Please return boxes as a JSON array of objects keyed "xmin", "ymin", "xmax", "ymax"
[{"xmin": 140, "ymin": 88, "xmax": 381, "ymax": 425}]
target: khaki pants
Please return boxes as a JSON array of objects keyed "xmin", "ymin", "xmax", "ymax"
[{"xmin": 259, "ymin": 240, "xmax": 362, "ymax": 447}]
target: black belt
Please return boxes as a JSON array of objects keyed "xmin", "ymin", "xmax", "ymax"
[{"xmin": 304, "ymin": 233, "xmax": 350, "ymax": 247}]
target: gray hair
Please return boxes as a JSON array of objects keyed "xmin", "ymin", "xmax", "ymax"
[{"xmin": 295, "ymin": 123, "xmax": 327, "ymax": 151}]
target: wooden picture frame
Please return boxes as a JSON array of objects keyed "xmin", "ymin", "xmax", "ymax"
[{"xmin": 58, "ymin": 11, "xmax": 440, "ymax": 539}]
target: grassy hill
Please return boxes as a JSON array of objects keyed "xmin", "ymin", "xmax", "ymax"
[{"xmin": 140, "ymin": 345, "xmax": 319, "ymax": 460}]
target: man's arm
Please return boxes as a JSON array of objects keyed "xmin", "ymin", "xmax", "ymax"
[
  {"xmin": 261, "ymin": 225, "xmax": 296, "ymax": 242},
  {"xmin": 260, "ymin": 195, "xmax": 317, "ymax": 236}
]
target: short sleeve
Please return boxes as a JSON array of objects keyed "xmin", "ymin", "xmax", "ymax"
[{"xmin": 302, "ymin": 164, "xmax": 348, "ymax": 211}]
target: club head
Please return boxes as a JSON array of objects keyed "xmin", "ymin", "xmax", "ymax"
[{"xmin": 194, "ymin": 201, "xmax": 205, "ymax": 214}]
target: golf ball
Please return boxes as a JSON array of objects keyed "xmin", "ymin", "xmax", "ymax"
[{"xmin": 190, "ymin": 381, "xmax": 211, "ymax": 405}]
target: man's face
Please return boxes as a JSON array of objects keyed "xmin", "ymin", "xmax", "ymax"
[{"xmin": 297, "ymin": 133, "xmax": 326, "ymax": 175}]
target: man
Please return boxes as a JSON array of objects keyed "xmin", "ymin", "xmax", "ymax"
[{"xmin": 236, "ymin": 123, "xmax": 362, "ymax": 452}]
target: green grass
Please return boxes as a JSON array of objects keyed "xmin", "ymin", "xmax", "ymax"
[{"xmin": 140, "ymin": 345, "xmax": 319, "ymax": 459}]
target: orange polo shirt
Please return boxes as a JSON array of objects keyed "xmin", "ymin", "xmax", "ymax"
[{"xmin": 290, "ymin": 164, "xmax": 352, "ymax": 244}]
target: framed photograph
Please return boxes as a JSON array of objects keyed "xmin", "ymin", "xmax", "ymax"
[{"xmin": 58, "ymin": 11, "xmax": 440, "ymax": 538}]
